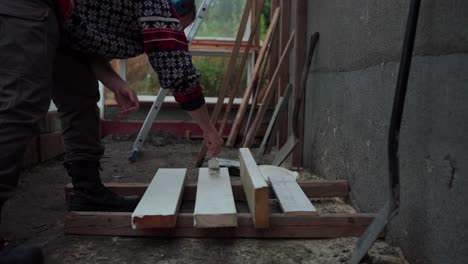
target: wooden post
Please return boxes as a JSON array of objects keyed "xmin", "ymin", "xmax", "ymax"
[
  {"xmin": 292, "ymin": 0, "xmax": 309, "ymax": 168},
  {"xmin": 277, "ymin": 0, "xmax": 291, "ymax": 146},
  {"xmin": 218, "ymin": 0, "xmax": 266, "ymax": 137},
  {"xmin": 225, "ymin": 8, "xmax": 281, "ymax": 147},
  {"xmin": 243, "ymin": 32, "xmax": 295, "ymax": 148},
  {"xmin": 195, "ymin": 1, "xmax": 253, "ymax": 167}
]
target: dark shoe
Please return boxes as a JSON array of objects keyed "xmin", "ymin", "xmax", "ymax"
[
  {"xmin": 64, "ymin": 160, "xmax": 140, "ymax": 212},
  {"xmin": 68, "ymin": 187, "xmax": 140, "ymax": 212},
  {"xmin": 0, "ymin": 240, "xmax": 43, "ymax": 264}
]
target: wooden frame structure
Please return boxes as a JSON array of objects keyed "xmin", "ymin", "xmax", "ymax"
[{"xmin": 64, "ymin": 178, "xmax": 376, "ymax": 238}]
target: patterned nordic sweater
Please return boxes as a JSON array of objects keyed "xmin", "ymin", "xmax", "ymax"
[{"xmin": 58, "ymin": 0, "xmax": 204, "ymax": 111}]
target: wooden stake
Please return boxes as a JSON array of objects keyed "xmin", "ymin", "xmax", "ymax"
[
  {"xmin": 226, "ymin": 7, "xmax": 281, "ymax": 147},
  {"xmin": 292, "ymin": 0, "xmax": 310, "ymax": 167},
  {"xmin": 218, "ymin": 0, "xmax": 266, "ymax": 137},
  {"xmin": 242, "ymin": 32, "xmax": 295, "ymax": 148},
  {"xmin": 195, "ymin": 1, "xmax": 253, "ymax": 167}
]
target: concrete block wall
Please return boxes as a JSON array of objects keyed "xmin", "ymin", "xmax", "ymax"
[{"xmin": 301, "ymin": 1, "xmax": 468, "ymax": 263}]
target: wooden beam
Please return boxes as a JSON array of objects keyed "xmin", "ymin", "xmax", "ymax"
[
  {"xmin": 132, "ymin": 169, "xmax": 186, "ymax": 229},
  {"xmin": 190, "ymin": 39, "xmax": 259, "ymax": 52},
  {"xmin": 226, "ymin": 7, "xmax": 281, "ymax": 147},
  {"xmin": 195, "ymin": 1, "xmax": 253, "ymax": 167},
  {"xmin": 277, "ymin": 0, "xmax": 292, "ymax": 146},
  {"xmin": 218, "ymin": 0, "xmax": 266, "ymax": 138},
  {"xmin": 65, "ymin": 180, "xmax": 350, "ymax": 200},
  {"xmin": 292, "ymin": 0, "xmax": 309, "ymax": 167},
  {"xmin": 257, "ymin": 83, "xmax": 293, "ymax": 155},
  {"xmin": 194, "ymin": 168, "xmax": 237, "ymax": 228},
  {"xmin": 239, "ymin": 148, "xmax": 269, "ymax": 228},
  {"xmin": 65, "ymin": 212, "xmax": 376, "ymax": 238},
  {"xmin": 268, "ymin": 171, "xmax": 317, "ymax": 216},
  {"xmin": 242, "ymin": 32, "xmax": 295, "ymax": 147},
  {"xmin": 271, "ymin": 134, "xmax": 299, "ymax": 166}
]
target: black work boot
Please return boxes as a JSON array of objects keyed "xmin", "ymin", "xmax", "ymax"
[
  {"xmin": 64, "ymin": 160, "xmax": 140, "ymax": 212},
  {"xmin": 0, "ymin": 240, "xmax": 43, "ymax": 264}
]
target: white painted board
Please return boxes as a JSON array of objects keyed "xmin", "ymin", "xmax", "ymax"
[
  {"xmin": 194, "ymin": 168, "xmax": 237, "ymax": 228},
  {"xmin": 132, "ymin": 168, "xmax": 187, "ymax": 229}
]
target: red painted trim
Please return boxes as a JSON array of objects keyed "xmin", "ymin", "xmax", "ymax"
[
  {"xmin": 101, "ymin": 120, "xmax": 268, "ymax": 139},
  {"xmin": 101, "ymin": 120, "xmax": 229, "ymax": 138}
]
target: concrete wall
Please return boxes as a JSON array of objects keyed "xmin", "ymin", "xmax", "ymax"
[{"xmin": 302, "ymin": 1, "xmax": 468, "ymax": 263}]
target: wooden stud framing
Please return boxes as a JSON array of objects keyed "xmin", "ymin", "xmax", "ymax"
[
  {"xmin": 257, "ymin": 83, "xmax": 293, "ymax": 155},
  {"xmin": 226, "ymin": 7, "xmax": 281, "ymax": 147},
  {"xmin": 242, "ymin": 32, "xmax": 295, "ymax": 148},
  {"xmin": 195, "ymin": 0, "xmax": 253, "ymax": 167},
  {"xmin": 292, "ymin": 0, "xmax": 309, "ymax": 167},
  {"xmin": 277, "ymin": 0, "xmax": 292, "ymax": 146},
  {"xmin": 218, "ymin": 0, "xmax": 266, "ymax": 137},
  {"xmin": 239, "ymin": 148, "xmax": 269, "ymax": 228}
]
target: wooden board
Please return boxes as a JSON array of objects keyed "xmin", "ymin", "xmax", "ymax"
[
  {"xmin": 242, "ymin": 32, "xmax": 295, "ymax": 147},
  {"xmin": 268, "ymin": 170, "xmax": 317, "ymax": 216},
  {"xmin": 131, "ymin": 169, "xmax": 186, "ymax": 229},
  {"xmin": 272, "ymin": 134, "xmax": 299, "ymax": 166},
  {"xmin": 194, "ymin": 168, "xmax": 237, "ymax": 228},
  {"xmin": 239, "ymin": 148, "xmax": 269, "ymax": 228},
  {"xmin": 66, "ymin": 180, "xmax": 349, "ymax": 200},
  {"xmin": 218, "ymin": 0, "xmax": 266, "ymax": 136},
  {"xmin": 195, "ymin": 1, "xmax": 253, "ymax": 167},
  {"xmin": 258, "ymin": 83, "xmax": 293, "ymax": 155},
  {"xmin": 226, "ymin": 7, "xmax": 281, "ymax": 147},
  {"xmin": 65, "ymin": 212, "xmax": 376, "ymax": 238}
]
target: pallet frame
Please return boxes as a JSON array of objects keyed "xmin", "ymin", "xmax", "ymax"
[{"xmin": 64, "ymin": 180, "xmax": 376, "ymax": 238}]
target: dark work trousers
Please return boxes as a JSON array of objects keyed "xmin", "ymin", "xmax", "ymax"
[
  {"xmin": 0, "ymin": 1, "xmax": 59, "ymax": 204},
  {"xmin": 52, "ymin": 49, "xmax": 105, "ymax": 163},
  {"xmin": 0, "ymin": 2, "xmax": 104, "ymax": 207}
]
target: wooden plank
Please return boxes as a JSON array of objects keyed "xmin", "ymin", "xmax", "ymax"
[
  {"xmin": 194, "ymin": 168, "xmax": 237, "ymax": 228},
  {"xmin": 271, "ymin": 134, "xmax": 299, "ymax": 166},
  {"xmin": 190, "ymin": 39, "xmax": 259, "ymax": 52},
  {"xmin": 131, "ymin": 169, "xmax": 186, "ymax": 229},
  {"xmin": 195, "ymin": 1, "xmax": 253, "ymax": 167},
  {"xmin": 292, "ymin": 0, "xmax": 309, "ymax": 167},
  {"xmin": 239, "ymin": 148, "xmax": 269, "ymax": 228},
  {"xmin": 243, "ymin": 32, "xmax": 295, "ymax": 147},
  {"xmin": 268, "ymin": 170, "xmax": 317, "ymax": 216},
  {"xmin": 218, "ymin": 0, "xmax": 266, "ymax": 137},
  {"xmin": 226, "ymin": 7, "xmax": 281, "ymax": 147},
  {"xmin": 278, "ymin": 0, "xmax": 292, "ymax": 146},
  {"xmin": 65, "ymin": 180, "xmax": 350, "ymax": 200},
  {"xmin": 257, "ymin": 83, "xmax": 293, "ymax": 155},
  {"xmin": 65, "ymin": 212, "xmax": 376, "ymax": 238}
]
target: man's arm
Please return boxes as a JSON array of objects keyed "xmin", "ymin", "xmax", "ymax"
[
  {"xmin": 188, "ymin": 104, "xmax": 223, "ymax": 157},
  {"xmin": 138, "ymin": 0, "xmax": 223, "ymax": 157},
  {"xmin": 88, "ymin": 56, "xmax": 139, "ymax": 119}
]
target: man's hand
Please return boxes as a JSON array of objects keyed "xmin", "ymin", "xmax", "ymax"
[
  {"xmin": 188, "ymin": 104, "xmax": 224, "ymax": 157},
  {"xmin": 203, "ymin": 126, "xmax": 224, "ymax": 158},
  {"xmin": 87, "ymin": 56, "xmax": 140, "ymax": 120},
  {"xmin": 115, "ymin": 86, "xmax": 140, "ymax": 119}
]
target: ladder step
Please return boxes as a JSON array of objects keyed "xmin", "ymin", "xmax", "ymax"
[
  {"xmin": 194, "ymin": 168, "xmax": 237, "ymax": 228},
  {"xmin": 132, "ymin": 168, "xmax": 187, "ymax": 229}
]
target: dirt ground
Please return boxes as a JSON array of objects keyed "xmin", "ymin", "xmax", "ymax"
[{"xmin": 1, "ymin": 134, "xmax": 408, "ymax": 264}]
